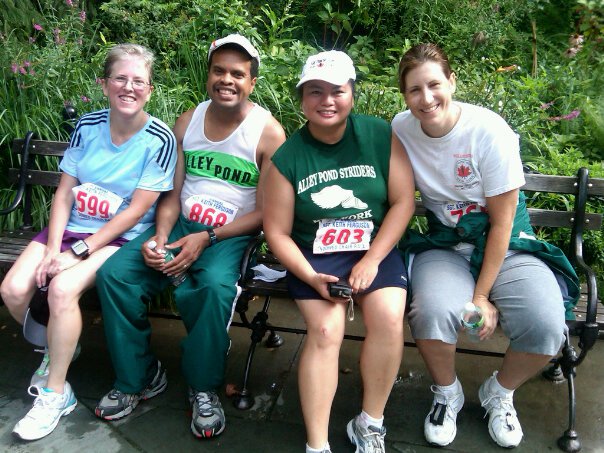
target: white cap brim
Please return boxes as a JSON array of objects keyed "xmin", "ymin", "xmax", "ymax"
[
  {"xmin": 208, "ymin": 34, "xmax": 260, "ymax": 67},
  {"xmin": 296, "ymin": 72, "xmax": 354, "ymax": 88}
]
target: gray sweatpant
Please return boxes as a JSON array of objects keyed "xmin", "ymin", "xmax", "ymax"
[{"xmin": 408, "ymin": 249, "xmax": 566, "ymax": 356}]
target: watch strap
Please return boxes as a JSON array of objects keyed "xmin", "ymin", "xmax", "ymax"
[{"xmin": 207, "ymin": 229, "xmax": 218, "ymax": 247}]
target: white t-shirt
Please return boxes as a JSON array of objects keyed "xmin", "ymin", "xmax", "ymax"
[{"xmin": 392, "ymin": 102, "xmax": 525, "ymax": 228}]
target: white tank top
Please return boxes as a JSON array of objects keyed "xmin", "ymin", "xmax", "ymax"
[{"xmin": 180, "ymin": 101, "xmax": 269, "ymax": 227}]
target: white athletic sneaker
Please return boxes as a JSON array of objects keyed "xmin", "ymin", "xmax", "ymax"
[
  {"xmin": 479, "ymin": 372, "xmax": 523, "ymax": 448},
  {"xmin": 13, "ymin": 382, "xmax": 78, "ymax": 441},
  {"xmin": 424, "ymin": 383, "xmax": 465, "ymax": 446},
  {"xmin": 30, "ymin": 344, "xmax": 81, "ymax": 388},
  {"xmin": 346, "ymin": 415, "xmax": 386, "ymax": 452}
]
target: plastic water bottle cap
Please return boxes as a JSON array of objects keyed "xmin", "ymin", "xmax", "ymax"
[
  {"xmin": 464, "ymin": 302, "xmax": 476, "ymax": 311},
  {"xmin": 147, "ymin": 240, "xmax": 157, "ymax": 249}
]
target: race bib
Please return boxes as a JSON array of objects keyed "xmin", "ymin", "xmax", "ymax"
[
  {"xmin": 72, "ymin": 183, "xmax": 123, "ymax": 221},
  {"xmin": 313, "ymin": 219, "xmax": 374, "ymax": 254},
  {"xmin": 444, "ymin": 200, "xmax": 487, "ymax": 223},
  {"xmin": 184, "ymin": 195, "xmax": 238, "ymax": 227}
]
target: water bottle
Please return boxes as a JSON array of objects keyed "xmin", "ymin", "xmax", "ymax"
[
  {"xmin": 460, "ymin": 302, "xmax": 484, "ymax": 342},
  {"xmin": 147, "ymin": 240, "xmax": 187, "ymax": 286}
]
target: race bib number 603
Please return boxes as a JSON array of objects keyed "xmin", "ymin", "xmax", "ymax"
[{"xmin": 313, "ymin": 219, "xmax": 374, "ymax": 254}]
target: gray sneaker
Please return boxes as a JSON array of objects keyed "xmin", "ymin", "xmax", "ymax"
[
  {"xmin": 95, "ymin": 360, "xmax": 167, "ymax": 420},
  {"xmin": 189, "ymin": 389, "xmax": 225, "ymax": 438},
  {"xmin": 346, "ymin": 415, "xmax": 386, "ymax": 453}
]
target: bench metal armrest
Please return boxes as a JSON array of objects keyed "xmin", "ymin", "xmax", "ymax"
[
  {"xmin": 0, "ymin": 131, "xmax": 35, "ymax": 216},
  {"xmin": 570, "ymin": 167, "xmax": 600, "ymax": 354},
  {"xmin": 238, "ymin": 232, "xmax": 266, "ymax": 287}
]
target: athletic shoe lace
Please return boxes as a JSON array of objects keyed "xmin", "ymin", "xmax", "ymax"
[
  {"xmin": 25, "ymin": 386, "xmax": 65, "ymax": 423},
  {"xmin": 481, "ymin": 393, "xmax": 519, "ymax": 429},
  {"xmin": 194, "ymin": 391, "xmax": 217, "ymax": 415}
]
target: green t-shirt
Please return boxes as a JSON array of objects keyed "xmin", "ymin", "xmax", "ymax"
[{"xmin": 272, "ymin": 114, "xmax": 391, "ymax": 250}]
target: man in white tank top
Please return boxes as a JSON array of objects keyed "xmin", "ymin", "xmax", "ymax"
[{"xmin": 95, "ymin": 35, "xmax": 286, "ymax": 439}]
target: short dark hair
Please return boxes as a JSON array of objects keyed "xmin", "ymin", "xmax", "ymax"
[
  {"xmin": 398, "ymin": 43, "xmax": 453, "ymax": 93},
  {"xmin": 208, "ymin": 43, "xmax": 259, "ymax": 78}
]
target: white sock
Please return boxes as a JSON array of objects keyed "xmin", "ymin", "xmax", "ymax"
[
  {"xmin": 306, "ymin": 441, "xmax": 330, "ymax": 452},
  {"xmin": 436, "ymin": 376, "xmax": 462, "ymax": 395},
  {"xmin": 359, "ymin": 410, "xmax": 384, "ymax": 429},
  {"xmin": 491, "ymin": 373, "xmax": 514, "ymax": 397}
]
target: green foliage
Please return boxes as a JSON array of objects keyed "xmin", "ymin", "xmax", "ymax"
[{"xmin": 1, "ymin": 0, "xmax": 603, "ymax": 297}]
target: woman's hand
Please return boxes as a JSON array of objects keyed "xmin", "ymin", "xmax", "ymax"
[
  {"xmin": 142, "ymin": 235, "xmax": 168, "ymax": 271},
  {"xmin": 45, "ymin": 250, "xmax": 82, "ymax": 280},
  {"xmin": 309, "ymin": 272, "xmax": 345, "ymax": 303},
  {"xmin": 35, "ymin": 248, "xmax": 60, "ymax": 288},
  {"xmin": 472, "ymin": 294, "xmax": 499, "ymax": 340},
  {"xmin": 348, "ymin": 256, "xmax": 379, "ymax": 293}
]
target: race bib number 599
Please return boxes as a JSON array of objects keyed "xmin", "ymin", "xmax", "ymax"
[
  {"xmin": 313, "ymin": 219, "xmax": 374, "ymax": 254},
  {"xmin": 71, "ymin": 183, "xmax": 123, "ymax": 221}
]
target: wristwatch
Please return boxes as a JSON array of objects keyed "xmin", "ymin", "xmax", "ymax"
[
  {"xmin": 207, "ymin": 228, "xmax": 218, "ymax": 247},
  {"xmin": 70, "ymin": 239, "xmax": 90, "ymax": 258}
]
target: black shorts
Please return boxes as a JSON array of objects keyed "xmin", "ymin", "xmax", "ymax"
[{"xmin": 287, "ymin": 246, "xmax": 408, "ymax": 300}]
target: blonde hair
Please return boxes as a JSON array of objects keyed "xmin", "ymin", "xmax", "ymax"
[
  {"xmin": 398, "ymin": 43, "xmax": 453, "ymax": 93},
  {"xmin": 103, "ymin": 43, "xmax": 155, "ymax": 82}
]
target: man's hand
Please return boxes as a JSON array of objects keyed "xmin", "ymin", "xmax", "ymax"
[{"xmin": 162, "ymin": 231, "xmax": 210, "ymax": 275}]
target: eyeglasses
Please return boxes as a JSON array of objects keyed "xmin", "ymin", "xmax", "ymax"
[{"xmin": 106, "ymin": 76, "xmax": 151, "ymax": 90}]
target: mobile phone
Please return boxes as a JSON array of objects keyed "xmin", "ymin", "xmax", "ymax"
[{"xmin": 328, "ymin": 278, "xmax": 352, "ymax": 298}]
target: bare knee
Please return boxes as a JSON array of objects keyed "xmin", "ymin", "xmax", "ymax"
[
  {"xmin": 0, "ymin": 277, "xmax": 33, "ymax": 320},
  {"xmin": 47, "ymin": 280, "xmax": 81, "ymax": 316},
  {"xmin": 307, "ymin": 322, "xmax": 344, "ymax": 350}
]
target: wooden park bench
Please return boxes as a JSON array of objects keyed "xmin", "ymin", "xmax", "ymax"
[
  {"xmin": 1, "ymin": 132, "xmax": 603, "ymax": 452},
  {"xmin": 233, "ymin": 169, "xmax": 604, "ymax": 453}
]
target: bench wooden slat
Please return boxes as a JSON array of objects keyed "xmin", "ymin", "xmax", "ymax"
[
  {"xmin": 12, "ymin": 139, "xmax": 69, "ymax": 156},
  {"xmin": 415, "ymin": 202, "xmax": 602, "ymax": 230},
  {"xmin": 523, "ymin": 173, "xmax": 604, "ymax": 197},
  {"xmin": 527, "ymin": 209, "xmax": 602, "ymax": 229},
  {"xmin": 8, "ymin": 168, "xmax": 62, "ymax": 187}
]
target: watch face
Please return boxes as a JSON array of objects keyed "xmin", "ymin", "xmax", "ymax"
[{"xmin": 71, "ymin": 240, "xmax": 89, "ymax": 256}]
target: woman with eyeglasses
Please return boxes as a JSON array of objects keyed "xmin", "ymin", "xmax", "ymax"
[{"xmin": 1, "ymin": 43, "xmax": 177, "ymax": 441}]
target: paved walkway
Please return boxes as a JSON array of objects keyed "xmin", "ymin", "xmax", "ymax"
[{"xmin": 1, "ymin": 300, "xmax": 603, "ymax": 452}]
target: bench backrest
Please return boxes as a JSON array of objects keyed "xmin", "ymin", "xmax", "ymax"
[
  {"xmin": 6, "ymin": 136, "xmax": 604, "ymax": 233},
  {"xmin": 9, "ymin": 137, "xmax": 68, "ymax": 188}
]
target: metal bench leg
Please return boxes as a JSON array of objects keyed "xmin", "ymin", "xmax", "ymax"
[
  {"xmin": 556, "ymin": 334, "xmax": 581, "ymax": 453},
  {"xmin": 234, "ymin": 296, "xmax": 271, "ymax": 410},
  {"xmin": 265, "ymin": 329, "xmax": 284, "ymax": 348}
]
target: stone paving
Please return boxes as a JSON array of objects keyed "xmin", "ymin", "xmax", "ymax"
[{"xmin": 1, "ymin": 299, "xmax": 603, "ymax": 452}]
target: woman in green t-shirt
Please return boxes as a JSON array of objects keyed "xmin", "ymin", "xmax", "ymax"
[{"xmin": 264, "ymin": 50, "xmax": 415, "ymax": 453}]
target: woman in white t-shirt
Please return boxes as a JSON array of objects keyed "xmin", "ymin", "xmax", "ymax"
[
  {"xmin": 392, "ymin": 43, "xmax": 574, "ymax": 449},
  {"xmin": 1, "ymin": 43, "xmax": 176, "ymax": 442}
]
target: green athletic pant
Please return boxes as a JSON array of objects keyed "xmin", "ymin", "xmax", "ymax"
[{"xmin": 96, "ymin": 215, "xmax": 250, "ymax": 394}]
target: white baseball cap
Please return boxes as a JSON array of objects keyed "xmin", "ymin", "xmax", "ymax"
[
  {"xmin": 296, "ymin": 50, "xmax": 356, "ymax": 88},
  {"xmin": 23, "ymin": 291, "xmax": 50, "ymax": 347},
  {"xmin": 208, "ymin": 34, "xmax": 260, "ymax": 67}
]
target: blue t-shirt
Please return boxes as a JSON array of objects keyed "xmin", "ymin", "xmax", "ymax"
[{"xmin": 60, "ymin": 109, "xmax": 176, "ymax": 240}]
